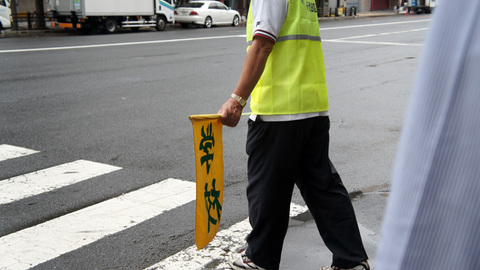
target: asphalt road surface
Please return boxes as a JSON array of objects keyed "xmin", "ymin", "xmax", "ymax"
[{"xmin": 0, "ymin": 14, "xmax": 431, "ymax": 270}]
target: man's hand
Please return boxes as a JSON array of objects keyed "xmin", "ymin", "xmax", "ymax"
[{"xmin": 218, "ymin": 97, "xmax": 244, "ymax": 127}]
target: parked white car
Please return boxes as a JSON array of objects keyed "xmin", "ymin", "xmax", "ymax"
[
  {"xmin": 174, "ymin": 1, "xmax": 240, "ymax": 28},
  {"xmin": 0, "ymin": 0, "xmax": 11, "ymax": 32}
]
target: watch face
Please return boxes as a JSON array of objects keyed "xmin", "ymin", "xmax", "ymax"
[{"xmin": 232, "ymin": 94, "xmax": 246, "ymax": 107}]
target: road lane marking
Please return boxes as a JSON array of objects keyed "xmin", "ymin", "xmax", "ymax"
[
  {"xmin": 0, "ymin": 160, "xmax": 122, "ymax": 205},
  {"xmin": 332, "ymin": 28, "xmax": 428, "ymax": 40},
  {"xmin": 145, "ymin": 203, "xmax": 309, "ymax": 270},
  {"xmin": 323, "ymin": 39, "xmax": 424, "ymax": 46},
  {"xmin": 0, "ymin": 178, "xmax": 196, "ymax": 270},
  {"xmin": 0, "ymin": 19, "xmax": 431, "ymax": 54},
  {"xmin": 320, "ymin": 18, "xmax": 431, "ymax": 31},
  {"xmin": 0, "ymin": 144, "xmax": 39, "ymax": 162},
  {"xmin": 0, "ymin": 35, "xmax": 246, "ymax": 54},
  {"xmin": 322, "ymin": 28, "xmax": 427, "ymax": 47}
]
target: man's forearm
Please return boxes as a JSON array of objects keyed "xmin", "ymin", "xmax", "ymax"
[{"xmin": 233, "ymin": 36, "xmax": 274, "ymax": 100}]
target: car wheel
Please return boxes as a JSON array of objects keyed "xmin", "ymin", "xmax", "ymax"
[
  {"xmin": 204, "ymin": 16, "xmax": 212, "ymax": 28},
  {"xmin": 156, "ymin": 16, "xmax": 166, "ymax": 31},
  {"xmin": 102, "ymin": 18, "xmax": 117, "ymax": 33},
  {"xmin": 232, "ymin": 15, "xmax": 239, "ymax": 27}
]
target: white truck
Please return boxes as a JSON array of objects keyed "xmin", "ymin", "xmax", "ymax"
[
  {"xmin": 0, "ymin": 0, "xmax": 11, "ymax": 33},
  {"xmin": 404, "ymin": 0, "xmax": 437, "ymax": 14},
  {"xmin": 47, "ymin": 0, "xmax": 175, "ymax": 34}
]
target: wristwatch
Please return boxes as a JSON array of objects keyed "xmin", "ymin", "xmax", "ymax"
[{"xmin": 231, "ymin": 93, "xmax": 247, "ymax": 108}]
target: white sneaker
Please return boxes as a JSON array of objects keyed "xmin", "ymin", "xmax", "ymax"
[
  {"xmin": 320, "ymin": 261, "xmax": 370, "ymax": 270},
  {"xmin": 228, "ymin": 250, "xmax": 266, "ymax": 270}
]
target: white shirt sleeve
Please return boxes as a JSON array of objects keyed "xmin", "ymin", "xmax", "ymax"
[{"xmin": 251, "ymin": 0, "xmax": 288, "ymax": 43}]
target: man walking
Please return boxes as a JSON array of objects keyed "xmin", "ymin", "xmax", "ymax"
[{"xmin": 218, "ymin": 0, "xmax": 369, "ymax": 269}]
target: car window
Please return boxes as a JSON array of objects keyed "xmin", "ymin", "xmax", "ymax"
[
  {"xmin": 183, "ymin": 2, "xmax": 204, "ymax": 8},
  {"xmin": 163, "ymin": 0, "xmax": 172, "ymax": 5},
  {"xmin": 208, "ymin": 3, "xmax": 218, "ymax": 9},
  {"xmin": 0, "ymin": 0, "xmax": 7, "ymax": 7},
  {"xmin": 218, "ymin": 3, "xmax": 228, "ymax": 10}
]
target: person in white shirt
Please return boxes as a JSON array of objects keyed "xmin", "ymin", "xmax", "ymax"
[{"xmin": 376, "ymin": 0, "xmax": 480, "ymax": 269}]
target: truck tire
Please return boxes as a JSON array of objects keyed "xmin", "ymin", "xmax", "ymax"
[
  {"xmin": 78, "ymin": 24, "xmax": 94, "ymax": 35},
  {"xmin": 155, "ymin": 16, "xmax": 166, "ymax": 31},
  {"xmin": 103, "ymin": 18, "xmax": 118, "ymax": 34}
]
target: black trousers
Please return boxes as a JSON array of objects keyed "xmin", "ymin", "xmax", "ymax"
[{"xmin": 245, "ymin": 116, "xmax": 368, "ymax": 269}]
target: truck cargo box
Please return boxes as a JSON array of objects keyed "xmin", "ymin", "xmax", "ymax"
[
  {"xmin": 52, "ymin": 0, "xmax": 156, "ymax": 16},
  {"xmin": 81, "ymin": 0, "xmax": 155, "ymax": 16}
]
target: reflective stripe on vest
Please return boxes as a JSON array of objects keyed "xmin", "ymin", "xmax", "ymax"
[
  {"xmin": 247, "ymin": 0, "xmax": 329, "ymax": 115},
  {"xmin": 247, "ymin": 34, "xmax": 322, "ymax": 46}
]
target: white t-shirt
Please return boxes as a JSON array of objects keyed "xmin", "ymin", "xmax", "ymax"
[
  {"xmin": 249, "ymin": 0, "xmax": 328, "ymax": 122},
  {"xmin": 250, "ymin": 0, "xmax": 288, "ymax": 44}
]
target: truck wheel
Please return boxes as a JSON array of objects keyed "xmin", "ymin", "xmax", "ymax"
[
  {"xmin": 78, "ymin": 24, "xmax": 94, "ymax": 35},
  {"xmin": 232, "ymin": 15, "xmax": 239, "ymax": 27},
  {"xmin": 155, "ymin": 17, "xmax": 166, "ymax": 31},
  {"xmin": 204, "ymin": 16, "xmax": 212, "ymax": 28},
  {"xmin": 103, "ymin": 18, "xmax": 118, "ymax": 34}
]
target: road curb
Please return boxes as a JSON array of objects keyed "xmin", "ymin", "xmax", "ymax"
[
  {"xmin": 2, "ymin": 28, "xmax": 61, "ymax": 37},
  {"xmin": 319, "ymin": 12, "xmax": 397, "ymax": 21}
]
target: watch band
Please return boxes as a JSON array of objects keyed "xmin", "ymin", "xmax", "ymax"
[{"xmin": 231, "ymin": 93, "xmax": 247, "ymax": 108}]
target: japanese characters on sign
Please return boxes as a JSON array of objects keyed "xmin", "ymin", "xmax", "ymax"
[
  {"xmin": 189, "ymin": 114, "xmax": 224, "ymax": 250},
  {"xmin": 199, "ymin": 122, "xmax": 222, "ymax": 233}
]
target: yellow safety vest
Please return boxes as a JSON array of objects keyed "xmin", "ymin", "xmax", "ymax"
[{"xmin": 247, "ymin": 0, "xmax": 329, "ymax": 115}]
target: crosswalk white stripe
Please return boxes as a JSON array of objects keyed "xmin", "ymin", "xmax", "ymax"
[
  {"xmin": 0, "ymin": 144, "xmax": 39, "ymax": 162},
  {"xmin": 0, "ymin": 178, "xmax": 196, "ymax": 270},
  {"xmin": 0, "ymin": 159, "xmax": 122, "ymax": 205},
  {"xmin": 145, "ymin": 203, "xmax": 309, "ymax": 270}
]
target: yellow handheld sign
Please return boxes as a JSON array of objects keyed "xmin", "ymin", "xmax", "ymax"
[{"xmin": 189, "ymin": 114, "xmax": 224, "ymax": 250}]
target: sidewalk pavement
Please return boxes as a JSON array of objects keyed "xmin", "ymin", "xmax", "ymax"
[
  {"xmin": 0, "ymin": 10, "xmax": 397, "ymax": 38},
  {"xmin": 280, "ymin": 190, "xmax": 389, "ymax": 270},
  {"xmin": 319, "ymin": 10, "xmax": 396, "ymax": 21}
]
